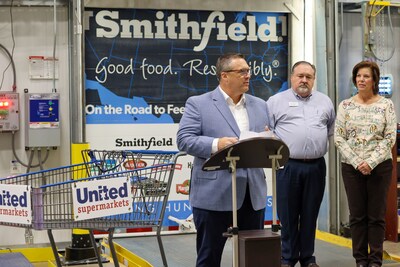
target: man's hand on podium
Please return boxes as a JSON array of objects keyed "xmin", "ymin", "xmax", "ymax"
[{"xmin": 217, "ymin": 137, "xmax": 239, "ymax": 151}]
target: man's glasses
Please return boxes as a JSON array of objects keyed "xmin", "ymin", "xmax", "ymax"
[{"xmin": 224, "ymin": 68, "xmax": 251, "ymax": 76}]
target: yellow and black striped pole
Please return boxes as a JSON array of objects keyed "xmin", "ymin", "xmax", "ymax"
[{"xmin": 64, "ymin": 143, "xmax": 101, "ymax": 264}]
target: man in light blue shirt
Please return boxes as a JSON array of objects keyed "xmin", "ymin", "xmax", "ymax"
[{"xmin": 266, "ymin": 61, "xmax": 335, "ymax": 267}]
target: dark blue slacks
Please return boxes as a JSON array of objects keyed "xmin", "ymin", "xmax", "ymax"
[
  {"xmin": 192, "ymin": 186, "xmax": 265, "ymax": 267},
  {"xmin": 277, "ymin": 158, "xmax": 326, "ymax": 267}
]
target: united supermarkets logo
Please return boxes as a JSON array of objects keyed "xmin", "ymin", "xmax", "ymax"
[
  {"xmin": 72, "ymin": 177, "xmax": 132, "ymax": 221},
  {"xmin": 89, "ymin": 10, "xmax": 287, "ymax": 52},
  {"xmin": 0, "ymin": 189, "xmax": 28, "ymax": 208},
  {"xmin": 0, "ymin": 185, "xmax": 31, "ymax": 224}
]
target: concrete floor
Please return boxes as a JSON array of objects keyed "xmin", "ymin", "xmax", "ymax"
[
  {"xmin": 4, "ymin": 231, "xmax": 398, "ymax": 267},
  {"xmin": 114, "ymin": 232, "xmax": 400, "ymax": 267}
]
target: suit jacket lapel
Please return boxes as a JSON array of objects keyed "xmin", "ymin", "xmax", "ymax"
[
  {"xmin": 211, "ymin": 88, "xmax": 241, "ymax": 137},
  {"xmin": 246, "ymin": 96, "xmax": 256, "ymax": 131}
]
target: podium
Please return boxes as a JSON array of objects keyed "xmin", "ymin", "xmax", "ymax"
[{"xmin": 203, "ymin": 137, "xmax": 289, "ymax": 267}]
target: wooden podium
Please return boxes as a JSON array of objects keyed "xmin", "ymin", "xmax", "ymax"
[
  {"xmin": 239, "ymin": 229, "xmax": 281, "ymax": 267},
  {"xmin": 203, "ymin": 137, "xmax": 289, "ymax": 267}
]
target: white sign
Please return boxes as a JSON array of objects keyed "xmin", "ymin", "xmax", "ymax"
[
  {"xmin": 72, "ymin": 177, "xmax": 132, "ymax": 221},
  {"xmin": 0, "ymin": 184, "xmax": 32, "ymax": 225}
]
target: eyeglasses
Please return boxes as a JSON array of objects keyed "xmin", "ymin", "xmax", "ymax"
[{"xmin": 224, "ymin": 68, "xmax": 251, "ymax": 76}]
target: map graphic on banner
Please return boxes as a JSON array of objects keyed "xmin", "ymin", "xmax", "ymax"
[
  {"xmin": 84, "ymin": 8, "xmax": 289, "ymax": 124},
  {"xmin": 84, "ymin": 8, "xmax": 289, "ymax": 226}
]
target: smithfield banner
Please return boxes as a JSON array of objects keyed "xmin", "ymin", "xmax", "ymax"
[{"xmin": 84, "ymin": 8, "xmax": 289, "ymax": 227}]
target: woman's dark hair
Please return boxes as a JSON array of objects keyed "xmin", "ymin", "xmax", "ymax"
[{"xmin": 352, "ymin": 61, "xmax": 380, "ymax": 94}]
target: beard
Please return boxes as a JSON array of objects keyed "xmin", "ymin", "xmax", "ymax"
[{"xmin": 297, "ymin": 85, "xmax": 310, "ymax": 95}]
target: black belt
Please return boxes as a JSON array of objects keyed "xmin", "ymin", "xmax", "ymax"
[{"xmin": 289, "ymin": 157, "xmax": 322, "ymax": 163}]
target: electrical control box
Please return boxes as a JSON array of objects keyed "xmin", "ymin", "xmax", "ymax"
[
  {"xmin": 25, "ymin": 93, "xmax": 60, "ymax": 148},
  {"xmin": 0, "ymin": 92, "xmax": 19, "ymax": 132}
]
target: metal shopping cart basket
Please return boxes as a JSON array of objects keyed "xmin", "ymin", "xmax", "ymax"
[{"xmin": 0, "ymin": 150, "xmax": 185, "ymax": 267}]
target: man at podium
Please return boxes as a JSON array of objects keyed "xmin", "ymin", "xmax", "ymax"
[{"xmin": 177, "ymin": 53, "xmax": 271, "ymax": 267}]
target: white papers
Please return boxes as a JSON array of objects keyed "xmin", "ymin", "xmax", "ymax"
[{"xmin": 239, "ymin": 130, "xmax": 275, "ymax": 141}]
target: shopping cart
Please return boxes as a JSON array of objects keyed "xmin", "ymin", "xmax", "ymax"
[{"xmin": 0, "ymin": 150, "xmax": 185, "ymax": 267}]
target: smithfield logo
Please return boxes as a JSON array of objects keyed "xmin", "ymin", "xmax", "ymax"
[
  {"xmin": 115, "ymin": 137, "xmax": 173, "ymax": 149},
  {"xmin": 91, "ymin": 10, "xmax": 287, "ymax": 52}
]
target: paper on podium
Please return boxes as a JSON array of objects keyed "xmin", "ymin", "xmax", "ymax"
[
  {"xmin": 239, "ymin": 130, "xmax": 274, "ymax": 141},
  {"xmin": 203, "ymin": 133, "xmax": 289, "ymax": 171}
]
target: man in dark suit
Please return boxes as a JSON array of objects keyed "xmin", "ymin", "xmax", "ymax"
[{"xmin": 177, "ymin": 53, "xmax": 271, "ymax": 267}]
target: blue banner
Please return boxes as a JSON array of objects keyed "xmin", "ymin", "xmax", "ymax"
[{"xmin": 84, "ymin": 8, "xmax": 289, "ymax": 124}]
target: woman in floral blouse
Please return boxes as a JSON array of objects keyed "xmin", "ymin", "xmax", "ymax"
[{"xmin": 334, "ymin": 61, "xmax": 397, "ymax": 267}]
